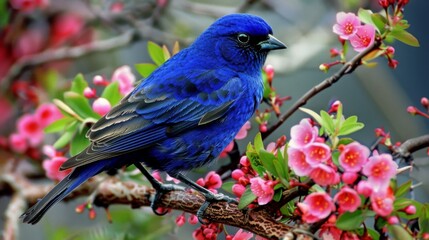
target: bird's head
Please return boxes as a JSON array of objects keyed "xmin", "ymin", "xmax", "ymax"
[{"xmin": 193, "ymin": 14, "xmax": 286, "ymax": 72}]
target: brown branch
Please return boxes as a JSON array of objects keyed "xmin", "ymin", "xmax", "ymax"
[
  {"xmin": 0, "ymin": 30, "xmax": 136, "ymax": 94},
  {"xmin": 393, "ymin": 134, "xmax": 429, "ymax": 159},
  {"xmin": 2, "ymin": 173, "xmax": 313, "ymax": 240},
  {"xmin": 262, "ymin": 41, "xmax": 382, "ymax": 140}
]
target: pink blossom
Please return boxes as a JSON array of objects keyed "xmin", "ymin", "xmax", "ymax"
[
  {"xmin": 339, "ymin": 142, "xmax": 370, "ymax": 172},
  {"xmin": 387, "ymin": 216, "xmax": 399, "ymax": 225},
  {"xmin": 333, "ymin": 12, "xmax": 361, "ymax": 40},
  {"xmin": 334, "ymin": 186, "xmax": 361, "ymax": 213},
  {"xmin": 175, "ymin": 213, "xmax": 186, "ymax": 227},
  {"xmin": 93, "ymin": 75, "xmax": 108, "ymax": 86},
  {"xmin": 404, "ymin": 205, "xmax": 416, "ymax": 215},
  {"xmin": 288, "ymin": 147, "xmax": 312, "ymax": 176},
  {"xmin": 232, "ymin": 183, "xmax": 246, "ymax": 197},
  {"xmin": 309, "ymin": 164, "xmax": 340, "ymax": 186},
  {"xmin": 362, "ymin": 152, "xmax": 398, "ymax": 191},
  {"xmin": 111, "ymin": 65, "xmax": 136, "ymax": 95},
  {"xmin": 298, "ymin": 192, "xmax": 335, "ymax": 223},
  {"xmin": 17, "ymin": 114, "xmax": 44, "ymax": 146},
  {"xmin": 231, "ymin": 229, "xmax": 253, "ymax": 240},
  {"xmin": 50, "ymin": 13, "xmax": 84, "ymax": 47},
  {"xmin": 35, "ymin": 103, "xmax": 63, "ymax": 127},
  {"xmin": 83, "ymin": 87, "xmax": 97, "ymax": 98},
  {"xmin": 303, "ymin": 142, "xmax": 331, "ymax": 165},
  {"xmin": 289, "ymin": 119, "xmax": 318, "ymax": 148},
  {"xmin": 166, "ymin": 174, "xmax": 180, "ymax": 184},
  {"xmin": 319, "ymin": 216, "xmax": 342, "ymax": 240},
  {"xmin": 356, "ymin": 180, "xmax": 373, "ymax": 197},
  {"xmin": 9, "ymin": 133, "xmax": 28, "ymax": 153},
  {"xmin": 249, "ymin": 177, "xmax": 274, "ymax": 205},
  {"xmin": 349, "ymin": 24, "xmax": 376, "ymax": 52},
  {"xmin": 197, "ymin": 171, "xmax": 222, "ymax": 193},
  {"xmin": 371, "ymin": 188, "xmax": 394, "ymax": 217},
  {"xmin": 9, "ymin": 0, "xmax": 49, "ymax": 12},
  {"xmin": 151, "ymin": 170, "xmax": 162, "ymax": 182},
  {"xmin": 240, "ymin": 156, "xmax": 250, "ymax": 167},
  {"xmin": 219, "ymin": 141, "xmax": 234, "ymax": 158},
  {"xmin": 42, "ymin": 145, "xmax": 58, "ymax": 158},
  {"xmin": 92, "ymin": 98, "xmax": 111, "ymax": 116},
  {"xmin": 42, "ymin": 156, "xmax": 72, "ymax": 181},
  {"xmin": 231, "ymin": 169, "xmax": 244, "ymax": 181},
  {"xmin": 188, "ymin": 214, "xmax": 198, "ymax": 225},
  {"xmin": 341, "ymin": 171, "xmax": 358, "ymax": 185},
  {"xmin": 235, "ymin": 121, "xmax": 251, "ymax": 140},
  {"xmin": 13, "ymin": 29, "xmax": 45, "ymax": 59}
]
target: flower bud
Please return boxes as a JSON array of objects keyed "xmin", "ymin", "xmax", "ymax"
[
  {"xmin": 404, "ymin": 205, "xmax": 416, "ymax": 215},
  {"xmin": 387, "ymin": 216, "xmax": 399, "ymax": 225},
  {"xmin": 93, "ymin": 98, "xmax": 111, "ymax": 116},
  {"xmin": 407, "ymin": 106, "xmax": 418, "ymax": 115}
]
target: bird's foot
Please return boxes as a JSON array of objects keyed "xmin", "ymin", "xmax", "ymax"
[
  {"xmin": 151, "ymin": 183, "xmax": 185, "ymax": 215},
  {"xmin": 196, "ymin": 192, "xmax": 237, "ymax": 224}
]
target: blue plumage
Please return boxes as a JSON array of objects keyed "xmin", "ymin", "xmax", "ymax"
[{"xmin": 21, "ymin": 13, "xmax": 286, "ymax": 224}]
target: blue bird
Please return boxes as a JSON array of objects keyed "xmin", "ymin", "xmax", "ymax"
[{"xmin": 21, "ymin": 13, "xmax": 286, "ymax": 224}]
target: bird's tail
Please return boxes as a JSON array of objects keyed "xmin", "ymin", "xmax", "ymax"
[{"xmin": 20, "ymin": 161, "xmax": 106, "ymax": 224}]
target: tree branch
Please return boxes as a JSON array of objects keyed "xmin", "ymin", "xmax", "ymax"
[
  {"xmin": 0, "ymin": 30, "xmax": 136, "ymax": 94},
  {"xmin": 262, "ymin": 41, "xmax": 382, "ymax": 140},
  {"xmin": 393, "ymin": 134, "xmax": 429, "ymax": 159}
]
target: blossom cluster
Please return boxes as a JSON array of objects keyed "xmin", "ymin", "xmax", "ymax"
[
  {"xmin": 6, "ymin": 103, "xmax": 62, "ymax": 155},
  {"xmin": 285, "ymin": 118, "xmax": 407, "ymax": 238},
  {"xmin": 333, "ymin": 12, "xmax": 375, "ymax": 52}
]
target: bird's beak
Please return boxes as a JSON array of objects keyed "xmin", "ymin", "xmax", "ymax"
[{"xmin": 258, "ymin": 34, "xmax": 287, "ymax": 51}]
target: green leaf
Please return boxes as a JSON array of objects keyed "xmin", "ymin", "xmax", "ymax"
[
  {"xmin": 221, "ymin": 181, "xmax": 234, "ymax": 194},
  {"xmin": 387, "ymin": 225, "xmax": 413, "ymax": 240},
  {"xmin": 254, "ymin": 132, "xmax": 264, "ymax": 151},
  {"xmin": 358, "ymin": 8, "xmax": 374, "ymax": 25},
  {"xmin": 339, "ymin": 122, "xmax": 365, "ymax": 136},
  {"xmin": 71, "ymin": 74, "xmax": 88, "ymax": 95},
  {"xmin": 101, "ymin": 82, "xmax": 122, "ymax": 105},
  {"xmin": 246, "ymin": 145, "xmax": 265, "ymax": 177},
  {"xmin": 70, "ymin": 126, "xmax": 90, "ymax": 156},
  {"xmin": 395, "ymin": 180, "xmax": 412, "ymax": 198},
  {"xmin": 63, "ymin": 92, "xmax": 100, "ymax": 119},
  {"xmin": 390, "ymin": 29, "xmax": 420, "ymax": 47},
  {"xmin": 147, "ymin": 41, "xmax": 165, "ymax": 66},
  {"xmin": 135, "ymin": 63, "xmax": 158, "ymax": 78},
  {"xmin": 320, "ymin": 110, "xmax": 334, "ymax": 135},
  {"xmin": 44, "ymin": 117, "xmax": 75, "ymax": 133},
  {"xmin": 53, "ymin": 123, "xmax": 77, "ymax": 149},
  {"xmin": 371, "ymin": 13, "xmax": 387, "ymax": 34},
  {"xmin": 273, "ymin": 188, "xmax": 282, "ymax": 202},
  {"xmin": 300, "ymin": 107, "xmax": 322, "ymax": 125},
  {"xmin": 259, "ymin": 149, "xmax": 277, "ymax": 177},
  {"xmin": 336, "ymin": 210, "xmax": 365, "ymax": 230},
  {"xmin": 238, "ymin": 188, "xmax": 257, "ymax": 209},
  {"xmin": 0, "ymin": 0, "xmax": 9, "ymax": 27},
  {"xmin": 162, "ymin": 45, "xmax": 171, "ymax": 61}
]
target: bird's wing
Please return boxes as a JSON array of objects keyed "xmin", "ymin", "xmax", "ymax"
[{"xmin": 60, "ymin": 69, "xmax": 242, "ymax": 170}]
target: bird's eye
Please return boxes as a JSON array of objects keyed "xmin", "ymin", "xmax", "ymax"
[{"xmin": 237, "ymin": 33, "xmax": 250, "ymax": 44}]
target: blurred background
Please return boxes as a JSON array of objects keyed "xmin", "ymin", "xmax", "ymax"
[{"xmin": 0, "ymin": 0, "xmax": 428, "ymax": 239}]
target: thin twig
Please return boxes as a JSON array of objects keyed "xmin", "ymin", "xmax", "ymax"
[
  {"xmin": 0, "ymin": 30, "xmax": 136, "ymax": 94},
  {"xmin": 262, "ymin": 41, "xmax": 382, "ymax": 140}
]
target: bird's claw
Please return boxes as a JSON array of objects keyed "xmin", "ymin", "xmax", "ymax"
[
  {"xmin": 196, "ymin": 192, "xmax": 237, "ymax": 224},
  {"xmin": 150, "ymin": 183, "xmax": 184, "ymax": 216}
]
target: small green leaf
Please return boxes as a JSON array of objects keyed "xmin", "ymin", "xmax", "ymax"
[
  {"xmin": 390, "ymin": 29, "xmax": 420, "ymax": 47},
  {"xmin": 320, "ymin": 110, "xmax": 335, "ymax": 135},
  {"xmin": 101, "ymin": 82, "xmax": 122, "ymax": 105},
  {"xmin": 70, "ymin": 125, "xmax": 90, "ymax": 156},
  {"xmin": 336, "ymin": 210, "xmax": 365, "ymax": 230},
  {"xmin": 358, "ymin": 8, "xmax": 374, "ymax": 25},
  {"xmin": 70, "ymin": 74, "xmax": 88, "ymax": 95},
  {"xmin": 273, "ymin": 188, "xmax": 282, "ymax": 202},
  {"xmin": 337, "ymin": 138, "xmax": 355, "ymax": 146},
  {"xmin": 395, "ymin": 180, "xmax": 412, "ymax": 198},
  {"xmin": 135, "ymin": 63, "xmax": 158, "ymax": 78},
  {"xmin": 387, "ymin": 225, "xmax": 413, "ymax": 240},
  {"xmin": 300, "ymin": 107, "xmax": 322, "ymax": 125},
  {"xmin": 339, "ymin": 122, "xmax": 365, "ymax": 136},
  {"xmin": 238, "ymin": 188, "xmax": 257, "ymax": 209},
  {"xmin": 44, "ymin": 117, "xmax": 75, "ymax": 133},
  {"xmin": 253, "ymin": 132, "xmax": 264, "ymax": 151},
  {"xmin": 259, "ymin": 149, "xmax": 277, "ymax": 177},
  {"xmin": 371, "ymin": 13, "xmax": 387, "ymax": 34},
  {"xmin": 64, "ymin": 92, "xmax": 100, "ymax": 119},
  {"xmin": 147, "ymin": 41, "xmax": 165, "ymax": 66},
  {"xmin": 162, "ymin": 45, "xmax": 171, "ymax": 61},
  {"xmin": 0, "ymin": 0, "xmax": 10, "ymax": 27},
  {"xmin": 53, "ymin": 99, "xmax": 80, "ymax": 119},
  {"xmin": 246, "ymin": 147, "xmax": 265, "ymax": 177},
  {"xmin": 221, "ymin": 181, "xmax": 234, "ymax": 194},
  {"xmin": 53, "ymin": 127, "xmax": 76, "ymax": 149}
]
